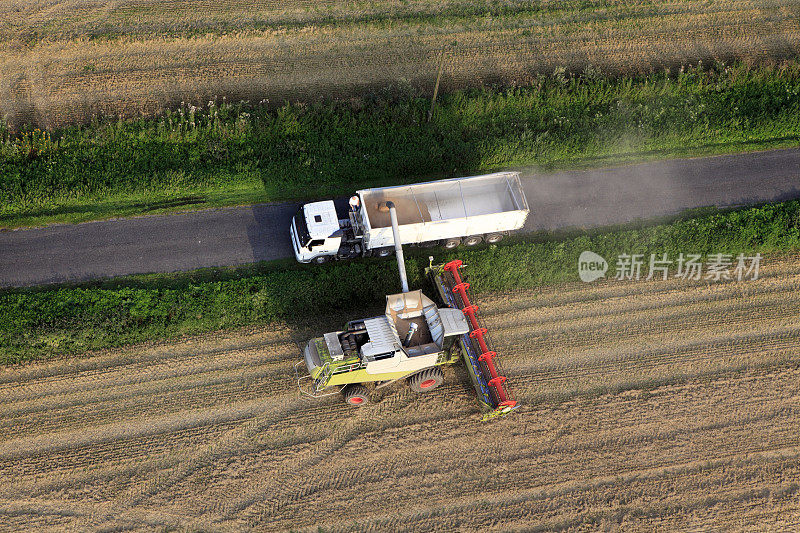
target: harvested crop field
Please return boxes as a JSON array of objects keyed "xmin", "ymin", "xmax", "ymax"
[
  {"xmin": 1, "ymin": 255, "xmax": 800, "ymax": 531},
  {"xmin": 3, "ymin": 0, "xmax": 800, "ymax": 129}
]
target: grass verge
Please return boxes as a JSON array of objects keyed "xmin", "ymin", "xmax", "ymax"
[
  {"xmin": 2, "ymin": 200, "xmax": 798, "ymax": 364},
  {"xmin": 2, "ymin": 61, "xmax": 800, "ymax": 228}
]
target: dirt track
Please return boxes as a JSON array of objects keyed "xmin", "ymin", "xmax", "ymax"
[{"xmin": 2, "ymin": 256, "xmax": 800, "ymax": 531}]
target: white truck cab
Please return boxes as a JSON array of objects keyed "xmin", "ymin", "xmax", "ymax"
[{"xmin": 291, "ymin": 200, "xmax": 342, "ymax": 263}]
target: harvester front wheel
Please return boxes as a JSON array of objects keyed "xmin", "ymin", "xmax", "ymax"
[
  {"xmin": 409, "ymin": 367, "xmax": 444, "ymax": 393},
  {"xmin": 343, "ymin": 384, "xmax": 369, "ymax": 406}
]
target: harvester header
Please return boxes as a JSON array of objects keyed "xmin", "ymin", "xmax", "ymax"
[{"xmin": 428, "ymin": 259, "xmax": 518, "ymax": 419}]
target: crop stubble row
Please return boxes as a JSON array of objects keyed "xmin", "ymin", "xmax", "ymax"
[{"xmin": 2, "ymin": 0, "xmax": 799, "ymax": 128}]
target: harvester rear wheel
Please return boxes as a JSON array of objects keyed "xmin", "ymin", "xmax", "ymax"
[
  {"xmin": 409, "ymin": 367, "xmax": 444, "ymax": 393},
  {"xmin": 343, "ymin": 384, "xmax": 369, "ymax": 406}
]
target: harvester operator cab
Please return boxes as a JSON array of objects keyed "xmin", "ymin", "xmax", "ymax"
[
  {"xmin": 347, "ymin": 290, "xmax": 469, "ymax": 375},
  {"xmin": 290, "ymin": 201, "xmax": 342, "ymax": 262}
]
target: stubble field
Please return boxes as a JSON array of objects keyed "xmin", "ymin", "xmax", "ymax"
[
  {"xmin": 3, "ymin": 0, "xmax": 800, "ymax": 129},
  {"xmin": 1, "ymin": 255, "xmax": 799, "ymax": 530}
]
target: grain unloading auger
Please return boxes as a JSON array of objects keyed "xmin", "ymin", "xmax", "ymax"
[
  {"xmin": 427, "ymin": 259, "xmax": 519, "ymax": 420},
  {"xmin": 295, "ymin": 200, "xmax": 519, "ymax": 420}
]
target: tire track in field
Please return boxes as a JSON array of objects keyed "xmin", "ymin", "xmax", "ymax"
[
  {"xmin": 5, "ymin": 391, "xmax": 362, "ymax": 500},
  {"xmin": 0, "ymin": 358, "xmax": 283, "ymax": 410},
  {"xmin": 290, "ymin": 366, "xmax": 799, "ymax": 521},
  {"xmin": 1, "ymin": 372, "xmax": 284, "ymax": 440},
  {"xmin": 1, "ymin": 352, "xmax": 293, "ymax": 413},
  {"xmin": 494, "ymin": 310, "xmax": 800, "ymax": 373},
  {"xmin": 477, "ymin": 256, "xmax": 800, "ymax": 317},
  {"xmin": 0, "ymin": 327, "xmax": 296, "ymax": 389},
  {"xmin": 480, "ymin": 269, "xmax": 800, "ymax": 327},
  {"xmin": 0, "ymin": 497, "xmax": 227, "ymax": 533},
  {"xmin": 0, "ymin": 337, "xmax": 304, "ymax": 440},
  {"xmin": 242, "ymin": 366, "xmax": 800, "ymax": 529},
  {"xmin": 1, "ymin": 393, "xmax": 322, "ymax": 499},
  {"xmin": 1, "ymin": 339, "xmax": 298, "ymax": 403},
  {"xmin": 0, "ymin": 393, "xmax": 302, "ymax": 462},
  {"xmin": 18, "ymin": 347, "xmax": 784, "ymax": 503},
  {"xmin": 486, "ymin": 284, "xmax": 800, "ymax": 341},
  {"xmin": 288, "ymin": 450, "xmax": 800, "ymax": 532},
  {"xmin": 230, "ymin": 363, "xmax": 799, "ymax": 521},
  {"xmin": 202, "ymin": 377, "xmax": 481, "ymax": 518},
  {"xmin": 500, "ymin": 323, "xmax": 800, "ymax": 380},
  {"xmin": 254, "ymin": 427, "xmax": 800, "ymax": 530},
  {"xmin": 309, "ymin": 448, "xmax": 800, "ymax": 533},
  {"xmin": 7, "ymin": 362, "xmax": 800, "ymax": 528},
  {"xmin": 1, "ymin": 419, "xmax": 254, "ymax": 481}
]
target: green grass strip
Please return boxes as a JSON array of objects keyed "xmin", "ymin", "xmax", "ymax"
[
  {"xmin": 2, "ymin": 200, "xmax": 798, "ymax": 364},
  {"xmin": 2, "ymin": 60, "xmax": 800, "ymax": 228}
]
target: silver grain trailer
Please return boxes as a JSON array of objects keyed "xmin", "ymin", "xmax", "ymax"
[{"xmin": 290, "ymin": 172, "xmax": 529, "ymax": 263}]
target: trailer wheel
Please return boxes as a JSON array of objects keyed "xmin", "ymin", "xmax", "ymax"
[
  {"xmin": 312, "ymin": 255, "xmax": 330, "ymax": 265},
  {"xmin": 377, "ymin": 248, "xmax": 393, "ymax": 257},
  {"xmin": 443, "ymin": 238, "xmax": 461, "ymax": 249},
  {"xmin": 485, "ymin": 233, "xmax": 504, "ymax": 244},
  {"xmin": 343, "ymin": 384, "xmax": 369, "ymax": 406},
  {"xmin": 409, "ymin": 367, "xmax": 444, "ymax": 393},
  {"xmin": 463, "ymin": 235, "xmax": 483, "ymax": 247}
]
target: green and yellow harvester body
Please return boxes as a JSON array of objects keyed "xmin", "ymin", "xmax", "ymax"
[{"xmin": 296, "ymin": 259, "xmax": 518, "ymax": 419}]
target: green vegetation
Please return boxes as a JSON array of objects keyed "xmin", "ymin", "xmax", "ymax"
[
  {"xmin": 3, "ymin": 61, "xmax": 800, "ymax": 228},
  {"xmin": 2, "ymin": 200, "xmax": 798, "ymax": 364}
]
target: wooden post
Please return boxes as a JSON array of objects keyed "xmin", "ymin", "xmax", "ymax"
[{"xmin": 427, "ymin": 47, "xmax": 446, "ymax": 122}]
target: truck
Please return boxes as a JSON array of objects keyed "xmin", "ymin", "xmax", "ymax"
[
  {"xmin": 295, "ymin": 201, "xmax": 519, "ymax": 420},
  {"xmin": 290, "ymin": 171, "xmax": 529, "ymax": 264}
]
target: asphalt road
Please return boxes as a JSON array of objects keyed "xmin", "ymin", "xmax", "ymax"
[{"xmin": 2, "ymin": 148, "xmax": 799, "ymax": 287}]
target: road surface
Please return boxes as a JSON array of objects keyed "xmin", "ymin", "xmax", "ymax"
[{"xmin": 2, "ymin": 148, "xmax": 799, "ymax": 287}]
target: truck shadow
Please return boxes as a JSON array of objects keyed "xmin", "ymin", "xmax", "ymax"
[{"xmin": 245, "ymin": 202, "xmax": 304, "ymax": 262}]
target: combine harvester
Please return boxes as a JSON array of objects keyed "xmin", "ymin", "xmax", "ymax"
[{"xmin": 296, "ymin": 198, "xmax": 520, "ymax": 420}]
